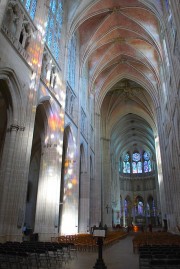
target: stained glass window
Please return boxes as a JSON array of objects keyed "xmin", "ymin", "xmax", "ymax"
[
  {"xmin": 124, "ymin": 153, "xmax": 129, "ymax": 162},
  {"xmin": 143, "ymin": 151, "xmax": 152, "ymax": 172},
  {"xmin": 122, "ymin": 150, "xmax": 152, "ymax": 174},
  {"xmin": 165, "ymin": 0, "xmax": 169, "ymax": 11},
  {"xmin": 144, "ymin": 161, "xmax": 148, "ymax": 172},
  {"xmin": 126, "ymin": 162, "xmax": 130, "ymax": 173},
  {"xmin": 132, "ymin": 162, "xmax": 137, "ymax": 173},
  {"xmin": 148, "ymin": 160, "xmax": 152, "ymax": 172},
  {"xmin": 138, "ymin": 201, "xmax": 143, "ymax": 215},
  {"xmin": 132, "ymin": 152, "xmax": 140, "ymax": 162},
  {"xmin": 146, "ymin": 203, "xmax": 150, "ymax": 217},
  {"xmin": 67, "ymin": 34, "xmax": 77, "ymax": 90},
  {"xmin": 21, "ymin": 0, "xmax": 37, "ymax": 20},
  {"xmin": 123, "ymin": 161, "xmax": 130, "ymax": 173},
  {"xmin": 123, "ymin": 153, "xmax": 130, "ymax": 173},
  {"xmin": 137, "ymin": 162, "xmax": 142, "ymax": 173},
  {"xmin": 132, "ymin": 152, "xmax": 142, "ymax": 173},
  {"xmin": 124, "ymin": 200, "xmax": 128, "ymax": 217},
  {"xmin": 143, "ymin": 151, "xmax": 150, "ymax": 161},
  {"xmin": 45, "ymin": 0, "xmax": 63, "ymax": 62},
  {"xmin": 81, "ymin": 62, "xmax": 88, "ymax": 110}
]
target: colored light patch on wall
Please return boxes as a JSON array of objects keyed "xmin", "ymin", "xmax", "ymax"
[
  {"xmin": 63, "ymin": 157, "xmax": 77, "ymax": 203},
  {"xmin": 48, "ymin": 112, "xmax": 64, "ymax": 131}
]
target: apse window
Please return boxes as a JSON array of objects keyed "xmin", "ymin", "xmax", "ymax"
[
  {"xmin": 123, "ymin": 153, "xmax": 130, "ymax": 173},
  {"xmin": 121, "ymin": 150, "xmax": 152, "ymax": 174},
  {"xmin": 132, "ymin": 152, "xmax": 142, "ymax": 173}
]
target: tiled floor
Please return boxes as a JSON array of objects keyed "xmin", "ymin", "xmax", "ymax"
[{"xmin": 63, "ymin": 233, "xmax": 139, "ymax": 269}]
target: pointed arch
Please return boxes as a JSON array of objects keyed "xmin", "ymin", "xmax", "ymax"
[
  {"xmin": 147, "ymin": 194, "xmax": 155, "ymax": 217},
  {"xmin": 0, "ymin": 68, "xmax": 25, "ymax": 126},
  {"xmin": 25, "ymin": 99, "xmax": 49, "ymax": 230},
  {"xmin": 135, "ymin": 195, "xmax": 144, "ymax": 216},
  {"xmin": 80, "ymin": 143, "xmax": 86, "ymax": 172},
  {"xmin": 124, "ymin": 195, "xmax": 132, "ymax": 226},
  {"xmin": 0, "ymin": 68, "xmax": 25, "ymax": 172}
]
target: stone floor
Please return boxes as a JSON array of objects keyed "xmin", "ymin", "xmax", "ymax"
[{"xmin": 63, "ymin": 233, "xmax": 139, "ymax": 269}]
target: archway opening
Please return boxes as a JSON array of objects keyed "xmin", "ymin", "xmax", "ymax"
[
  {"xmin": 60, "ymin": 126, "xmax": 78, "ymax": 235},
  {"xmin": 25, "ymin": 103, "xmax": 46, "ymax": 231},
  {"xmin": 0, "ymin": 80, "xmax": 12, "ymax": 166}
]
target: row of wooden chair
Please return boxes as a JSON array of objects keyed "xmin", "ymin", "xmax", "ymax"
[
  {"xmin": 133, "ymin": 232, "xmax": 180, "ymax": 253},
  {"xmin": 51, "ymin": 230, "xmax": 127, "ymax": 252},
  {"xmin": 139, "ymin": 245, "xmax": 180, "ymax": 269},
  {"xmin": 0, "ymin": 240, "xmax": 76, "ymax": 268}
]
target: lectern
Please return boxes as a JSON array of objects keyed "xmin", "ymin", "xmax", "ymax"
[{"xmin": 93, "ymin": 225, "xmax": 107, "ymax": 269}]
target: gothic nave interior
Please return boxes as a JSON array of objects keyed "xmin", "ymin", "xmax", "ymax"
[{"xmin": 0, "ymin": 0, "xmax": 180, "ymax": 242}]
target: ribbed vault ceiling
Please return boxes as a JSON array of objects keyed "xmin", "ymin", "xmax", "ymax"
[{"xmin": 69, "ymin": 0, "xmax": 162, "ymax": 158}]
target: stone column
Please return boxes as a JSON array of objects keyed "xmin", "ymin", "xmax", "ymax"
[
  {"xmin": 0, "ymin": 123, "xmax": 28, "ymax": 242},
  {"xmin": 155, "ymin": 106, "xmax": 178, "ymax": 232},
  {"xmin": 155, "ymin": 107, "xmax": 167, "ymax": 218},
  {"xmin": 101, "ymin": 137, "xmax": 112, "ymax": 227},
  {"xmin": 94, "ymin": 112, "xmax": 102, "ymax": 226},
  {"xmin": 79, "ymin": 170, "xmax": 90, "ymax": 233},
  {"xmin": 123, "ymin": 205, "xmax": 126, "ymax": 227},
  {"xmin": 34, "ymin": 145, "xmax": 61, "ymax": 241},
  {"xmin": 132, "ymin": 206, "xmax": 136, "ymax": 225},
  {"xmin": 111, "ymin": 156, "xmax": 120, "ymax": 226}
]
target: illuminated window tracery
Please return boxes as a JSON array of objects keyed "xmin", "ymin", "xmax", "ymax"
[
  {"xmin": 121, "ymin": 150, "xmax": 152, "ymax": 174},
  {"xmin": 143, "ymin": 151, "xmax": 152, "ymax": 172},
  {"xmin": 21, "ymin": 0, "xmax": 37, "ymax": 19},
  {"xmin": 123, "ymin": 153, "xmax": 130, "ymax": 173},
  {"xmin": 165, "ymin": 0, "xmax": 169, "ymax": 11},
  {"xmin": 45, "ymin": 0, "xmax": 63, "ymax": 62},
  {"xmin": 132, "ymin": 152, "xmax": 142, "ymax": 173},
  {"xmin": 138, "ymin": 201, "xmax": 143, "ymax": 215},
  {"xmin": 67, "ymin": 34, "xmax": 77, "ymax": 91},
  {"xmin": 81, "ymin": 62, "xmax": 88, "ymax": 110}
]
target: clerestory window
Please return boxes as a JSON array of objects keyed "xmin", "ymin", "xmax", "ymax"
[
  {"xmin": 67, "ymin": 34, "xmax": 77, "ymax": 91},
  {"xmin": 21, "ymin": 0, "xmax": 37, "ymax": 20},
  {"xmin": 121, "ymin": 150, "xmax": 152, "ymax": 174},
  {"xmin": 123, "ymin": 153, "xmax": 130, "ymax": 173},
  {"xmin": 45, "ymin": 0, "xmax": 63, "ymax": 62}
]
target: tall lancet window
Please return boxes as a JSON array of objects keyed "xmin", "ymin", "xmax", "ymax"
[
  {"xmin": 124, "ymin": 199, "xmax": 128, "ymax": 217},
  {"xmin": 81, "ymin": 62, "xmax": 88, "ymax": 110},
  {"xmin": 67, "ymin": 34, "xmax": 77, "ymax": 91},
  {"xmin": 46, "ymin": 0, "xmax": 63, "ymax": 62},
  {"xmin": 165, "ymin": 0, "xmax": 169, "ymax": 11},
  {"xmin": 123, "ymin": 153, "xmax": 130, "ymax": 173},
  {"xmin": 132, "ymin": 152, "xmax": 142, "ymax": 173},
  {"xmin": 21, "ymin": 0, "xmax": 37, "ymax": 19},
  {"xmin": 143, "ymin": 151, "xmax": 152, "ymax": 173}
]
